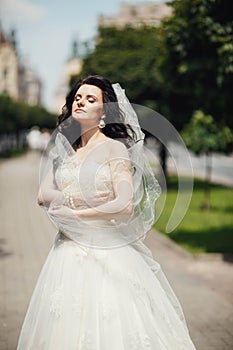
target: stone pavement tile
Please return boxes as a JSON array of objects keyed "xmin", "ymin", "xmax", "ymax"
[
  {"xmin": 187, "ymin": 257, "xmax": 233, "ymax": 304},
  {"xmin": 0, "ymin": 341, "xmax": 7, "ymax": 350}
]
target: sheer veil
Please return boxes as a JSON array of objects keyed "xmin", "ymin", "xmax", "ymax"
[
  {"xmin": 112, "ymin": 83, "xmax": 161, "ymax": 238},
  {"xmin": 39, "ymin": 83, "xmax": 161, "ymax": 249}
]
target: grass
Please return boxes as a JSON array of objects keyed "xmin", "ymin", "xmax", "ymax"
[
  {"xmin": 154, "ymin": 177, "xmax": 233, "ymax": 254},
  {"xmin": 9, "ymin": 148, "xmax": 27, "ymax": 158},
  {"xmin": 0, "ymin": 148, "xmax": 27, "ymax": 159}
]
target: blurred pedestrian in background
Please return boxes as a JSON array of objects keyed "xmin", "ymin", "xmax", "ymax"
[{"xmin": 26, "ymin": 126, "xmax": 41, "ymax": 151}]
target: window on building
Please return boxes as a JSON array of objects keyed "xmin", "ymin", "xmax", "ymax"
[
  {"xmin": 130, "ymin": 6, "xmax": 137, "ymax": 17},
  {"xmin": 3, "ymin": 68, "xmax": 8, "ymax": 80}
]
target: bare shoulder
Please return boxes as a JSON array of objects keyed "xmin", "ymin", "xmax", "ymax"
[
  {"xmin": 104, "ymin": 138, "xmax": 129, "ymax": 157},
  {"xmin": 104, "ymin": 138, "xmax": 128, "ymax": 153}
]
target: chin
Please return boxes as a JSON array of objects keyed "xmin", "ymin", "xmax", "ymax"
[{"xmin": 71, "ymin": 113, "xmax": 85, "ymax": 122}]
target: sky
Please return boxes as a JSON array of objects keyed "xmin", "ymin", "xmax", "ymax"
[{"xmin": 1, "ymin": 0, "xmax": 163, "ymax": 111}]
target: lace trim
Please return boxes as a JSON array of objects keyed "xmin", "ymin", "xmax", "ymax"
[
  {"xmin": 49, "ymin": 285, "xmax": 63, "ymax": 318},
  {"xmin": 72, "ymin": 290, "xmax": 84, "ymax": 315},
  {"xmin": 79, "ymin": 330, "xmax": 94, "ymax": 350},
  {"xmin": 129, "ymin": 330, "xmax": 151, "ymax": 349},
  {"xmin": 99, "ymin": 300, "xmax": 115, "ymax": 321}
]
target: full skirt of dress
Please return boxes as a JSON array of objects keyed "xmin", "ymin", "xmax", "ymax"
[{"xmin": 17, "ymin": 231, "xmax": 196, "ymax": 350}]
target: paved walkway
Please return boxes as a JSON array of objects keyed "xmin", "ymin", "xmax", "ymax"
[{"xmin": 0, "ymin": 151, "xmax": 232, "ymax": 350}]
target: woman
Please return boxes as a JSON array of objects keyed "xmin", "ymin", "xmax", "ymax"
[{"xmin": 17, "ymin": 75, "xmax": 196, "ymax": 349}]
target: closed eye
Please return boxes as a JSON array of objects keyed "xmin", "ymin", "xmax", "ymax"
[
  {"xmin": 74, "ymin": 94, "xmax": 97, "ymax": 103},
  {"xmin": 87, "ymin": 97, "xmax": 95, "ymax": 103}
]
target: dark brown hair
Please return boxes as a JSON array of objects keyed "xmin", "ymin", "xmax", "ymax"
[{"xmin": 57, "ymin": 74, "xmax": 136, "ymax": 149}]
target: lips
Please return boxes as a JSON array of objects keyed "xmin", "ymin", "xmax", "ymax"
[{"xmin": 74, "ymin": 108, "xmax": 86, "ymax": 113}]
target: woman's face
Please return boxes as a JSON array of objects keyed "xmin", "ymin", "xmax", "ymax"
[{"xmin": 71, "ymin": 84, "xmax": 104, "ymax": 126}]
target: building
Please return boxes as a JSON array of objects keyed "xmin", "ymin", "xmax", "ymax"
[
  {"xmin": 0, "ymin": 28, "xmax": 19, "ymax": 99},
  {"xmin": 52, "ymin": 40, "xmax": 83, "ymax": 114},
  {"xmin": 0, "ymin": 25, "xmax": 42, "ymax": 105},
  {"xmin": 18, "ymin": 65, "xmax": 42, "ymax": 106},
  {"xmin": 99, "ymin": 1, "xmax": 172, "ymax": 28}
]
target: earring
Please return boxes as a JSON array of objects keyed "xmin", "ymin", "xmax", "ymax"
[{"xmin": 98, "ymin": 116, "xmax": 106, "ymax": 129}]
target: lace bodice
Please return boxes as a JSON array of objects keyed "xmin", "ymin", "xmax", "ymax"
[{"xmin": 55, "ymin": 154, "xmax": 131, "ymax": 210}]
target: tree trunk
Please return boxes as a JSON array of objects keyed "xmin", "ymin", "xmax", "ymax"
[
  {"xmin": 202, "ymin": 152, "xmax": 212, "ymax": 210},
  {"xmin": 159, "ymin": 142, "xmax": 168, "ymax": 186}
]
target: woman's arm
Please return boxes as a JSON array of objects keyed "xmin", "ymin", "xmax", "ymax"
[
  {"xmin": 37, "ymin": 168, "xmax": 61, "ymax": 208},
  {"xmin": 38, "ymin": 164, "xmax": 111, "ymax": 209}
]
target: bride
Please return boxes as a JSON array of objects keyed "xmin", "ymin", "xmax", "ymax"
[{"xmin": 17, "ymin": 74, "xmax": 196, "ymax": 349}]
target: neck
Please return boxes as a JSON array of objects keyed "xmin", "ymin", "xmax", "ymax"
[{"xmin": 79, "ymin": 127, "xmax": 101, "ymax": 147}]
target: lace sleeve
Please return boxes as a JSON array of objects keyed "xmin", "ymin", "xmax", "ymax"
[
  {"xmin": 109, "ymin": 158, "xmax": 133, "ymax": 177},
  {"xmin": 106, "ymin": 141, "xmax": 134, "ymax": 214}
]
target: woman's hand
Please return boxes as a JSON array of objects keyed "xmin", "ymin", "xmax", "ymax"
[
  {"xmin": 64, "ymin": 190, "xmax": 111, "ymax": 208},
  {"xmin": 48, "ymin": 205, "xmax": 78, "ymax": 222}
]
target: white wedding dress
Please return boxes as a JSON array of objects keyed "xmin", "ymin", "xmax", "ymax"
[{"xmin": 17, "ymin": 151, "xmax": 196, "ymax": 350}]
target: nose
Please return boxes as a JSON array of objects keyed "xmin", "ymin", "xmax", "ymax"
[{"xmin": 77, "ymin": 98, "xmax": 85, "ymax": 107}]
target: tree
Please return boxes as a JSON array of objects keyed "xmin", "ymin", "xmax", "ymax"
[
  {"xmin": 182, "ymin": 110, "xmax": 233, "ymax": 209},
  {"xmin": 71, "ymin": 1, "xmax": 233, "ymax": 181},
  {"xmin": 71, "ymin": 25, "xmax": 163, "ymax": 109},
  {"xmin": 160, "ymin": 0, "xmax": 233, "ymax": 130},
  {"xmin": 0, "ymin": 95, "xmax": 57, "ymax": 156},
  {"xmin": 0, "ymin": 95, "xmax": 57, "ymax": 134}
]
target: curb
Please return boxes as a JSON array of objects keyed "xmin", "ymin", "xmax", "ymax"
[
  {"xmin": 148, "ymin": 229, "xmax": 193, "ymax": 259},
  {"xmin": 193, "ymin": 252, "xmax": 233, "ymax": 263},
  {"xmin": 149, "ymin": 229, "xmax": 233, "ymax": 263}
]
